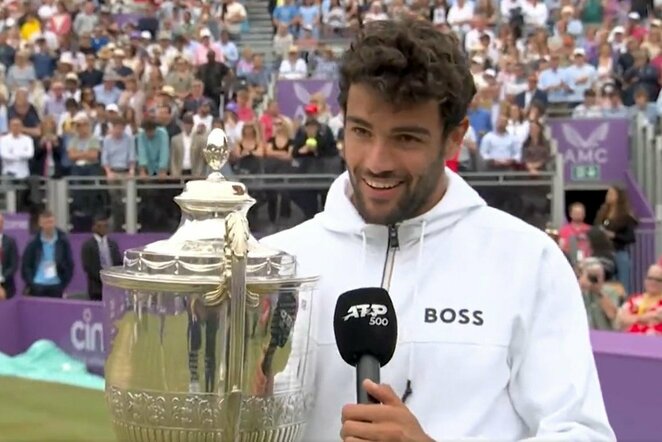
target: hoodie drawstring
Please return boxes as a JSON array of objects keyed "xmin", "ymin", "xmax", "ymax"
[
  {"xmin": 403, "ymin": 221, "xmax": 427, "ymax": 403},
  {"xmin": 360, "ymin": 229, "xmax": 368, "ymax": 277}
]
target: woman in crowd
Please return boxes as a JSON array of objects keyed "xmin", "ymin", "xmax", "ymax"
[
  {"xmin": 232, "ymin": 121, "xmax": 264, "ymax": 174},
  {"xmin": 521, "ymin": 120, "xmax": 549, "ymax": 174},
  {"xmin": 615, "ymin": 264, "xmax": 662, "ymax": 335},
  {"xmin": 506, "ymin": 103, "xmax": 529, "ymax": 148},
  {"xmin": 36, "ymin": 116, "xmax": 64, "ymax": 178},
  {"xmin": 264, "ymin": 119, "xmax": 294, "ymax": 222},
  {"xmin": 595, "ymin": 186, "xmax": 638, "ymax": 294}
]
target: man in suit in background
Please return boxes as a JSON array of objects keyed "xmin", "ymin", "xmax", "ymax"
[
  {"xmin": 81, "ymin": 214, "xmax": 122, "ymax": 301},
  {"xmin": 515, "ymin": 73, "xmax": 547, "ymax": 110},
  {"xmin": 169, "ymin": 112, "xmax": 207, "ymax": 177},
  {"xmin": 0, "ymin": 213, "xmax": 19, "ymax": 299}
]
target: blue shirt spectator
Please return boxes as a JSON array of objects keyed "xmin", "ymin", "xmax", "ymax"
[
  {"xmin": 137, "ymin": 123, "xmax": 169, "ymax": 176},
  {"xmin": 563, "ymin": 50, "xmax": 597, "ymax": 103},
  {"xmin": 273, "ymin": 0, "xmax": 300, "ymax": 34},
  {"xmin": 480, "ymin": 118, "xmax": 522, "ymax": 163}
]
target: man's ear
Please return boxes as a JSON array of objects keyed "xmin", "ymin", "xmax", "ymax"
[{"xmin": 444, "ymin": 118, "xmax": 469, "ymax": 161}]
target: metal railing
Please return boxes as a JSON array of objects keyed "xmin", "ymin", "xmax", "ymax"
[{"xmin": 1, "ymin": 160, "xmax": 564, "ymax": 234}]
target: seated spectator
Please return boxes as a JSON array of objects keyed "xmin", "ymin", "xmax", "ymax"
[
  {"xmin": 6, "ymin": 50, "xmax": 36, "ymax": 91},
  {"xmin": 615, "ymin": 264, "xmax": 662, "ymax": 335},
  {"xmin": 21, "ymin": 209, "xmax": 74, "ymax": 298},
  {"xmin": 630, "ymin": 86, "xmax": 658, "ymax": 125},
  {"xmin": 601, "ymin": 83, "xmax": 628, "ymax": 117},
  {"xmin": 193, "ymin": 102, "xmax": 214, "ymax": 136},
  {"xmin": 279, "ymin": 46, "xmax": 307, "ymax": 80},
  {"xmin": 170, "ymin": 112, "xmax": 206, "ymax": 177},
  {"xmin": 577, "ymin": 258, "xmax": 619, "ymax": 331},
  {"xmin": 273, "ymin": 24, "xmax": 294, "ymax": 62},
  {"xmin": 219, "ymin": 31, "xmax": 239, "ymax": 67},
  {"xmin": 220, "ymin": 0, "xmax": 247, "ymax": 40},
  {"xmin": 35, "ymin": 116, "xmax": 64, "ymax": 178},
  {"xmin": 520, "ymin": 119, "xmax": 549, "ymax": 174},
  {"xmin": 479, "ymin": 115, "xmax": 521, "ymax": 170},
  {"xmin": 446, "ymin": 0, "xmax": 473, "ymax": 34},
  {"xmin": 363, "ymin": 2, "xmax": 389, "ymax": 23},
  {"xmin": 505, "ymin": 103, "xmax": 529, "ymax": 149},
  {"xmin": 93, "ymin": 72, "xmax": 121, "ymax": 106},
  {"xmin": 312, "ymin": 46, "xmax": 339, "ymax": 80},
  {"xmin": 573, "ymin": 89, "xmax": 603, "ymax": 118},
  {"xmin": 322, "ymin": 0, "xmax": 349, "ymax": 36},
  {"xmin": 622, "ymin": 49, "xmax": 659, "ymax": 106},
  {"xmin": 165, "ymin": 56, "xmax": 195, "ymax": 101},
  {"xmin": 272, "ymin": 0, "xmax": 301, "ymax": 37},
  {"xmin": 299, "ymin": 0, "xmax": 321, "ymax": 39},
  {"xmin": 231, "ymin": 121, "xmax": 265, "ymax": 174}
]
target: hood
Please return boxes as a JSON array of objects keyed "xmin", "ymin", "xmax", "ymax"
[{"xmin": 316, "ymin": 169, "xmax": 487, "ymax": 240}]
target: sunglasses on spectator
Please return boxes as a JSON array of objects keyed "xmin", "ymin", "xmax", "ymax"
[{"xmin": 646, "ymin": 275, "xmax": 662, "ymax": 283}]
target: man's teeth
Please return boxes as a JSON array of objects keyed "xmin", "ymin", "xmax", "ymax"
[{"xmin": 364, "ymin": 179, "xmax": 401, "ymax": 190}]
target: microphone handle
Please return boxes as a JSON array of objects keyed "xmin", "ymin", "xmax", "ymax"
[{"xmin": 356, "ymin": 354, "xmax": 380, "ymax": 404}]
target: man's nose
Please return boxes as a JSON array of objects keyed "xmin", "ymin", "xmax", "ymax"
[{"xmin": 362, "ymin": 137, "xmax": 397, "ymax": 175}]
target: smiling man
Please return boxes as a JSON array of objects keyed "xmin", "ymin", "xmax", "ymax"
[{"xmin": 262, "ymin": 18, "xmax": 615, "ymax": 442}]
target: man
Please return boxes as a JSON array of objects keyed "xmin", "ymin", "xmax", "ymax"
[
  {"xmin": 137, "ymin": 119, "xmax": 170, "ymax": 177},
  {"xmin": 0, "ymin": 213, "xmax": 19, "ymax": 299},
  {"xmin": 101, "ymin": 117, "xmax": 135, "ymax": 230},
  {"xmin": 21, "ymin": 209, "xmax": 74, "ymax": 298},
  {"xmin": 562, "ymin": 48, "xmax": 597, "ymax": 107},
  {"xmin": 170, "ymin": 112, "xmax": 207, "ymax": 176},
  {"xmin": 0, "ymin": 117, "xmax": 34, "ymax": 179},
  {"xmin": 479, "ymin": 115, "xmax": 521, "ymax": 169},
  {"xmin": 578, "ymin": 259, "xmax": 620, "ymax": 331},
  {"xmin": 262, "ymin": 19, "xmax": 614, "ymax": 441},
  {"xmin": 558, "ymin": 202, "xmax": 592, "ymax": 264},
  {"xmin": 81, "ymin": 215, "xmax": 122, "ymax": 301}
]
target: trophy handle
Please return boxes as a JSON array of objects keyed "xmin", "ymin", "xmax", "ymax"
[{"xmin": 224, "ymin": 210, "xmax": 250, "ymax": 441}]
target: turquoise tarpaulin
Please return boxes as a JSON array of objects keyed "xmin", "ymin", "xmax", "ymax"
[{"xmin": 0, "ymin": 340, "xmax": 105, "ymax": 391}]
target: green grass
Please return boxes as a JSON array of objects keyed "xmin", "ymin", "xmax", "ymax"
[{"xmin": 0, "ymin": 377, "xmax": 115, "ymax": 442}]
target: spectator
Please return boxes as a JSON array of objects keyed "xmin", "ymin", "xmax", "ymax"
[
  {"xmin": 630, "ymin": 86, "xmax": 658, "ymax": 124},
  {"xmin": 615, "ymin": 264, "xmax": 662, "ymax": 334},
  {"xmin": 299, "ymin": 0, "xmax": 321, "ymax": 38},
  {"xmin": 622, "ymin": 49, "xmax": 659, "ymax": 105},
  {"xmin": 595, "ymin": 186, "xmax": 638, "ymax": 294},
  {"xmin": 264, "ymin": 119, "xmax": 294, "ymax": 221},
  {"xmin": 272, "ymin": 0, "xmax": 300, "ymax": 36},
  {"xmin": 273, "ymin": 23, "xmax": 294, "ymax": 62},
  {"xmin": 137, "ymin": 119, "xmax": 170, "ymax": 177},
  {"xmin": 219, "ymin": 30, "xmax": 239, "ymax": 67},
  {"xmin": 21, "ymin": 209, "xmax": 74, "ymax": 298},
  {"xmin": 0, "ymin": 117, "xmax": 34, "ymax": 179},
  {"xmin": 68, "ymin": 112, "xmax": 100, "ymax": 176},
  {"xmin": 93, "ymin": 72, "xmax": 122, "ymax": 106},
  {"xmin": 563, "ymin": 48, "xmax": 597, "ymax": 106},
  {"xmin": 601, "ymin": 83, "xmax": 628, "ymax": 117},
  {"xmin": 323, "ymin": 0, "xmax": 349, "ymax": 36},
  {"xmin": 577, "ymin": 258, "xmax": 620, "ymax": 330},
  {"xmin": 558, "ymin": 202, "xmax": 592, "ymax": 263},
  {"xmin": 573, "ymin": 89, "xmax": 603, "ymax": 118},
  {"xmin": 446, "ymin": 0, "xmax": 473, "ymax": 34},
  {"xmin": 520, "ymin": 119, "xmax": 549, "ymax": 174},
  {"xmin": 279, "ymin": 46, "xmax": 307, "ymax": 79},
  {"xmin": 312, "ymin": 46, "xmax": 338, "ymax": 80},
  {"xmin": 81, "ymin": 214, "xmax": 122, "ymax": 301},
  {"xmin": 170, "ymin": 112, "xmax": 207, "ymax": 176},
  {"xmin": 220, "ymin": 0, "xmax": 247, "ymax": 40},
  {"xmin": 6, "ymin": 50, "xmax": 36, "ymax": 91},
  {"xmin": 194, "ymin": 28, "xmax": 225, "ymax": 66},
  {"xmin": 198, "ymin": 50, "xmax": 231, "ymax": 110},
  {"xmin": 363, "ymin": 2, "xmax": 390, "ymax": 23},
  {"xmin": 479, "ymin": 115, "xmax": 521, "ymax": 169},
  {"xmin": 0, "ymin": 212, "xmax": 19, "ymax": 300},
  {"xmin": 35, "ymin": 116, "xmax": 64, "ymax": 178},
  {"xmin": 73, "ymin": 2, "xmax": 99, "ymax": 36}
]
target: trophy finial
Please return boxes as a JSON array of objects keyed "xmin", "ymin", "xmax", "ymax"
[{"xmin": 204, "ymin": 128, "xmax": 230, "ymax": 174}]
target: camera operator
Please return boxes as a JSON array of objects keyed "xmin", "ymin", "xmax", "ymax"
[{"xmin": 578, "ymin": 258, "xmax": 619, "ymax": 331}]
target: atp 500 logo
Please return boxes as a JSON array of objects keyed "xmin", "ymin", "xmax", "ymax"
[
  {"xmin": 70, "ymin": 308, "xmax": 104, "ymax": 352},
  {"xmin": 343, "ymin": 304, "xmax": 390, "ymax": 326}
]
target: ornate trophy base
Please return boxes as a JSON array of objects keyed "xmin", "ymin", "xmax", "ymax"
[{"xmin": 107, "ymin": 386, "xmax": 311, "ymax": 442}]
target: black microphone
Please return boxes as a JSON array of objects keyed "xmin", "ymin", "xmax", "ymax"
[{"xmin": 333, "ymin": 287, "xmax": 398, "ymax": 404}]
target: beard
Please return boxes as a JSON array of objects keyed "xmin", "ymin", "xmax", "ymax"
[{"xmin": 349, "ymin": 154, "xmax": 446, "ymax": 225}]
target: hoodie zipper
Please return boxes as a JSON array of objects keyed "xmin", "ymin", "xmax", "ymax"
[{"xmin": 380, "ymin": 224, "xmax": 399, "ymax": 291}]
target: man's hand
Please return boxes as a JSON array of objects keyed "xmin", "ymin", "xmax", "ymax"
[
  {"xmin": 340, "ymin": 380, "xmax": 433, "ymax": 442},
  {"xmin": 0, "ymin": 286, "xmax": 6, "ymax": 301}
]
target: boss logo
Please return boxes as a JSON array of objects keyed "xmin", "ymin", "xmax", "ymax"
[{"xmin": 424, "ymin": 308, "xmax": 484, "ymax": 326}]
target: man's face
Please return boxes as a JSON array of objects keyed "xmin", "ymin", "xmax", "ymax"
[
  {"xmin": 39, "ymin": 215, "xmax": 56, "ymax": 236},
  {"xmin": 343, "ymin": 83, "xmax": 466, "ymax": 225},
  {"xmin": 94, "ymin": 219, "xmax": 109, "ymax": 237},
  {"xmin": 570, "ymin": 204, "xmax": 585, "ymax": 222},
  {"xmin": 0, "ymin": 214, "xmax": 4, "ymax": 232},
  {"xmin": 9, "ymin": 119, "xmax": 21, "ymax": 136},
  {"xmin": 644, "ymin": 265, "xmax": 662, "ymax": 295},
  {"xmin": 111, "ymin": 123, "xmax": 125, "ymax": 138},
  {"xmin": 635, "ymin": 93, "xmax": 648, "ymax": 107}
]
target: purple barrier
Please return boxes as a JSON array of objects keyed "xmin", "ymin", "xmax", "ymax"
[
  {"xmin": 276, "ymin": 79, "xmax": 340, "ymax": 122},
  {"xmin": 548, "ymin": 118, "xmax": 629, "ymax": 184},
  {"xmin": 3, "ymin": 218, "xmax": 168, "ymax": 297},
  {"xmin": 0, "ymin": 298, "xmax": 19, "ymax": 355},
  {"xmin": 591, "ymin": 331, "xmax": 662, "ymax": 440}
]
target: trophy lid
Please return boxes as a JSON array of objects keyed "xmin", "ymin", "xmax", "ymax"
[{"xmin": 101, "ymin": 129, "xmax": 309, "ymax": 292}]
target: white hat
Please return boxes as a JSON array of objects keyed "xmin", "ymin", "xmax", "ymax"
[
  {"xmin": 113, "ymin": 48, "xmax": 125, "ymax": 57},
  {"xmin": 613, "ymin": 26, "xmax": 625, "ymax": 34},
  {"xmin": 106, "ymin": 103, "xmax": 120, "ymax": 113},
  {"xmin": 140, "ymin": 31, "xmax": 151, "ymax": 40},
  {"xmin": 573, "ymin": 47, "xmax": 586, "ymax": 56},
  {"xmin": 484, "ymin": 68, "xmax": 496, "ymax": 78},
  {"xmin": 471, "ymin": 55, "xmax": 485, "ymax": 65},
  {"xmin": 199, "ymin": 28, "xmax": 212, "ymax": 38},
  {"xmin": 628, "ymin": 11, "xmax": 641, "ymax": 20}
]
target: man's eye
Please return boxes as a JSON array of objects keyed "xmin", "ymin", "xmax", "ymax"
[
  {"xmin": 351, "ymin": 127, "xmax": 370, "ymax": 137},
  {"xmin": 396, "ymin": 134, "xmax": 421, "ymax": 143}
]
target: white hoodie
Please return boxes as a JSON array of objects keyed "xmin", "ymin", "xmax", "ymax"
[{"xmin": 261, "ymin": 170, "xmax": 615, "ymax": 441}]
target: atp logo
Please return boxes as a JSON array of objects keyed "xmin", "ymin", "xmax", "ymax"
[
  {"xmin": 561, "ymin": 123, "xmax": 609, "ymax": 164},
  {"xmin": 343, "ymin": 304, "xmax": 389, "ymax": 326},
  {"xmin": 70, "ymin": 308, "xmax": 104, "ymax": 353},
  {"xmin": 292, "ymin": 82, "xmax": 335, "ymax": 122}
]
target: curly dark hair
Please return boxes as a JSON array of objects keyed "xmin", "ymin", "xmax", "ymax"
[{"xmin": 338, "ymin": 18, "xmax": 476, "ymax": 137}]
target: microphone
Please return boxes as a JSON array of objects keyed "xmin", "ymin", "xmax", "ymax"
[{"xmin": 333, "ymin": 288, "xmax": 398, "ymax": 404}]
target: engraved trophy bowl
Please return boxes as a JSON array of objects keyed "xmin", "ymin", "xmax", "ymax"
[{"xmin": 101, "ymin": 129, "xmax": 319, "ymax": 442}]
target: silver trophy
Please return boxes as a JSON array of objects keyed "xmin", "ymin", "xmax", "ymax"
[{"xmin": 101, "ymin": 129, "xmax": 319, "ymax": 441}]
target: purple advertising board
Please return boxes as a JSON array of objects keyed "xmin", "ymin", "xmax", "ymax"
[
  {"xmin": 276, "ymin": 79, "xmax": 340, "ymax": 122},
  {"xmin": 548, "ymin": 118, "xmax": 630, "ymax": 184}
]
